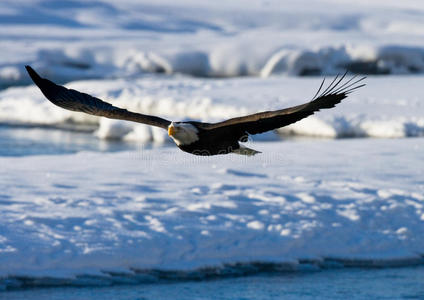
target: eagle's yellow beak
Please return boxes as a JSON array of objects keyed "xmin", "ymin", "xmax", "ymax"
[{"xmin": 168, "ymin": 125, "xmax": 176, "ymax": 136}]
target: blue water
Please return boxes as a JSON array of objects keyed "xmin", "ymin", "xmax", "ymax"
[
  {"xmin": 2, "ymin": 266, "xmax": 424, "ymax": 300},
  {"xmin": 0, "ymin": 124, "xmax": 147, "ymax": 156}
]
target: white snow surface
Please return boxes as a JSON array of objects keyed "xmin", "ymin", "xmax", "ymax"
[
  {"xmin": 2, "ymin": 0, "xmax": 424, "ymax": 86},
  {"xmin": 0, "ymin": 138, "xmax": 423, "ymax": 280},
  {"xmin": 1, "ymin": 75, "xmax": 423, "ymax": 141}
]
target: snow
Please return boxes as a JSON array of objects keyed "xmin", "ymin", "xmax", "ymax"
[
  {"xmin": 2, "ymin": 0, "xmax": 424, "ymax": 86},
  {"xmin": 0, "ymin": 138, "xmax": 423, "ymax": 286}
]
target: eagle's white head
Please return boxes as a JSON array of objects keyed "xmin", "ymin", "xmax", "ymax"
[{"xmin": 168, "ymin": 122, "xmax": 199, "ymax": 146}]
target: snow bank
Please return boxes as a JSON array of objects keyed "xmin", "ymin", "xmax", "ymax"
[
  {"xmin": 0, "ymin": 138, "xmax": 423, "ymax": 289},
  {"xmin": 1, "ymin": 75, "xmax": 423, "ymax": 141},
  {"xmin": 2, "ymin": 0, "xmax": 424, "ymax": 86}
]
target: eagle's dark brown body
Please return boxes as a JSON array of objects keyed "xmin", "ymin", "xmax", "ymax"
[{"xmin": 176, "ymin": 122, "xmax": 242, "ymax": 155}]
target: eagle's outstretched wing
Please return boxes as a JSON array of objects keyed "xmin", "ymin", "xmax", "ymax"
[
  {"xmin": 25, "ymin": 66, "xmax": 171, "ymax": 129},
  {"xmin": 202, "ymin": 73, "xmax": 365, "ymax": 136}
]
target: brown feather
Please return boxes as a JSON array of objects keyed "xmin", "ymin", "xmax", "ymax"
[
  {"xmin": 201, "ymin": 73, "xmax": 365, "ymax": 137},
  {"xmin": 25, "ymin": 66, "xmax": 171, "ymax": 129}
]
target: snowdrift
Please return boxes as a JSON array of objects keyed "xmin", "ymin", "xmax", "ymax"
[{"xmin": 0, "ymin": 138, "xmax": 423, "ymax": 289}]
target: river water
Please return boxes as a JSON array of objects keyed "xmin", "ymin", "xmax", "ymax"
[{"xmin": 2, "ymin": 266, "xmax": 424, "ymax": 300}]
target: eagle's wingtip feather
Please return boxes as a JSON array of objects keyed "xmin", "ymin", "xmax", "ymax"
[{"xmin": 25, "ymin": 65, "xmax": 43, "ymax": 86}]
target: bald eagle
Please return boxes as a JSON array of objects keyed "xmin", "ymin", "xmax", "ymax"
[{"xmin": 25, "ymin": 66, "xmax": 365, "ymax": 156}]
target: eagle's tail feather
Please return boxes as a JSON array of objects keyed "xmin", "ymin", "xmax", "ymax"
[{"xmin": 232, "ymin": 145, "xmax": 261, "ymax": 156}]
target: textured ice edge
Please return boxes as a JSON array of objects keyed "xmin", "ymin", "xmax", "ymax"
[{"xmin": 2, "ymin": 256, "xmax": 424, "ymax": 291}]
